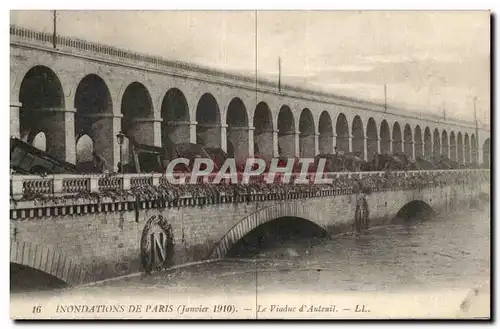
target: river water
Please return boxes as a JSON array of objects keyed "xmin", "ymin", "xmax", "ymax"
[{"xmin": 11, "ymin": 202, "xmax": 491, "ymax": 319}]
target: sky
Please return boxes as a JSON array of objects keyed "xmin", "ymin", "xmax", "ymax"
[{"xmin": 10, "ymin": 10, "xmax": 491, "ymax": 125}]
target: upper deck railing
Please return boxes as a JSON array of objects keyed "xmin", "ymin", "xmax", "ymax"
[
  {"xmin": 10, "ymin": 169, "xmax": 490, "ymax": 200},
  {"xmin": 10, "ymin": 25, "xmax": 487, "ymax": 131}
]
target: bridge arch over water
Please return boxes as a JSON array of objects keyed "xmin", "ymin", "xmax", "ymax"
[
  {"xmin": 10, "ymin": 240, "xmax": 92, "ymax": 287},
  {"xmin": 209, "ymin": 196, "xmax": 440, "ymax": 260},
  {"xmin": 394, "ymin": 200, "xmax": 435, "ymax": 223},
  {"xmin": 209, "ymin": 203, "xmax": 330, "ymax": 260}
]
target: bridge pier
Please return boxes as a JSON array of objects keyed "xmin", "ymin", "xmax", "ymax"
[
  {"xmin": 273, "ymin": 130, "xmax": 279, "ymax": 157},
  {"xmin": 227, "ymin": 125, "xmax": 252, "ymax": 162},
  {"xmin": 164, "ymin": 120, "xmax": 192, "ymax": 145},
  {"xmin": 128, "ymin": 117, "xmax": 162, "ymax": 146},
  {"xmin": 314, "ymin": 132, "xmax": 319, "ymax": 156},
  {"xmin": 278, "ymin": 130, "xmax": 298, "ymax": 158},
  {"xmin": 189, "ymin": 121, "xmax": 197, "ymax": 144},
  {"xmin": 363, "ymin": 137, "xmax": 368, "ymax": 161},
  {"xmin": 42, "ymin": 108, "xmax": 77, "ymax": 164},
  {"xmin": 299, "ymin": 132, "xmax": 316, "ymax": 158},
  {"xmin": 220, "ymin": 124, "xmax": 227, "ymax": 152},
  {"xmin": 319, "ymin": 131, "xmax": 334, "ymax": 155},
  {"xmin": 91, "ymin": 114, "xmax": 122, "ymax": 171},
  {"xmin": 254, "ymin": 128, "xmax": 274, "ymax": 159}
]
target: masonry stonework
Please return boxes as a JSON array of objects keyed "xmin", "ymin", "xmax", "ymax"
[
  {"xmin": 10, "ymin": 182, "xmax": 488, "ymax": 285},
  {"xmin": 10, "ymin": 42, "xmax": 489, "ymax": 169}
]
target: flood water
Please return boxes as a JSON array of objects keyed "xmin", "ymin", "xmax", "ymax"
[
  {"xmin": 11, "ymin": 201, "xmax": 491, "ymax": 318},
  {"xmin": 111, "ymin": 204, "xmax": 490, "ymax": 294}
]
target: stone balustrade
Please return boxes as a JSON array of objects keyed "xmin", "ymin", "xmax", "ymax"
[{"xmin": 10, "ymin": 169, "xmax": 490, "ymax": 199}]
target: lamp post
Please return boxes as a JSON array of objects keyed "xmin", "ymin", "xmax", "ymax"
[{"xmin": 116, "ymin": 131, "xmax": 125, "ymax": 173}]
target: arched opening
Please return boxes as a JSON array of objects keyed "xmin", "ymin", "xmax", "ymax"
[
  {"xmin": 471, "ymin": 134, "xmax": 478, "ymax": 164},
  {"xmin": 393, "ymin": 200, "xmax": 435, "ymax": 224},
  {"xmin": 121, "ymin": 81, "xmax": 154, "ymax": 143},
  {"xmin": 433, "ymin": 128, "xmax": 441, "ymax": 159},
  {"xmin": 366, "ymin": 118, "xmax": 378, "ymax": 161},
  {"xmin": 277, "ymin": 105, "xmax": 296, "ymax": 157},
  {"xmin": 161, "ymin": 88, "xmax": 190, "ymax": 147},
  {"xmin": 226, "ymin": 217, "xmax": 328, "ymax": 258},
  {"xmin": 414, "ymin": 126, "xmax": 423, "ymax": 158},
  {"xmin": 299, "ymin": 108, "xmax": 315, "ymax": 157},
  {"xmin": 74, "ymin": 74, "xmax": 114, "ymax": 168},
  {"xmin": 32, "ymin": 131, "xmax": 47, "ymax": 151},
  {"xmin": 403, "ymin": 124, "xmax": 413, "ymax": 159},
  {"xmin": 120, "ymin": 82, "xmax": 155, "ymax": 170},
  {"xmin": 335, "ymin": 113, "xmax": 349, "ymax": 153},
  {"xmin": 227, "ymin": 97, "xmax": 249, "ymax": 162},
  {"xmin": 450, "ymin": 131, "xmax": 457, "ymax": 161},
  {"xmin": 380, "ymin": 120, "xmax": 390, "ymax": 154},
  {"xmin": 457, "ymin": 132, "xmax": 464, "ymax": 164},
  {"xmin": 424, "ymin": 127, "xmax": 432, "ymax": 159},
  {"xmin": 352, "ymin": 116, "xmax": 364, "ymax": 159},
  {"xmin": 75, "ymin": 134, "xmax": 94, "ymax": 172},
  {"xmin": 392, "ymin": 122, "xmax": 402, "ymax": 153},
  {"xmin": 196, "ymin": 93, "xmax": 221, "ymax": 148},
  {"xmin": 441, "ymin": 130, "xmax": 449, "ymax": 158},
  {"xmin": 253, "ymin": 102, "xmax": 274, "ymax": 159},
  {"xmin": 464, "ymin": 133, "xmax": 470, "ymax": 164},
  {"xmin": 19, "ymin": 65, "xmax": 68, "ymax": 161},
  {"xmin": 318, "ymin": 111, "xmax": 333, "ymax": 154},
  {"xmin": 10, "ymin": 263, "xmax": 68, "ymax": 293},
  {"xmin": 483, "ymin": 138, "xmax": 490, "ymax": 167}
]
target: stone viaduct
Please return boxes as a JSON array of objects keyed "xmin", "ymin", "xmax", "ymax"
[{"xmin": 10, "ymin": 25, "xmax": 491, "ymax": 171}]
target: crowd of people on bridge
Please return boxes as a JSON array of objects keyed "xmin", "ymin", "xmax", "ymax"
[{"xmin": 129, "ymin": 170, "xmax": 489, "ymax": 202}]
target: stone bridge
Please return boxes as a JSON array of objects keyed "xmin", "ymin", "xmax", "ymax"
[
  {"xmin": 10, "ymin": 26, "xmax": 490, "ymax": 170},
  {"xmin": 9, "ymin": 170, "xmax": 490, "ymax": 287}
]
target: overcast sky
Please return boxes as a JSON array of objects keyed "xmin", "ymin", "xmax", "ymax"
[{"xmin": 10, "ymin": 10, "xmax": 490, "ymax": 124}]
